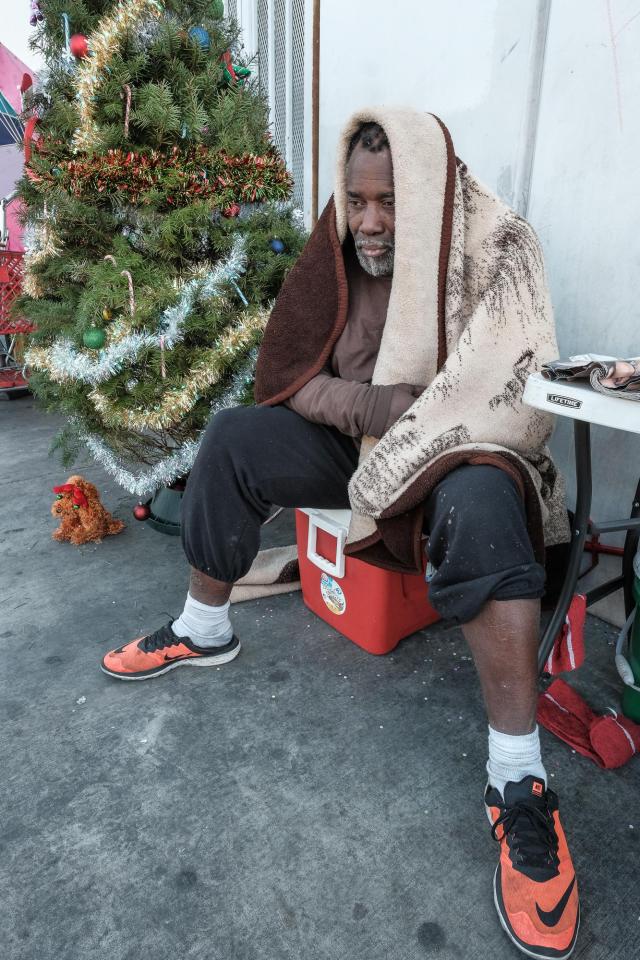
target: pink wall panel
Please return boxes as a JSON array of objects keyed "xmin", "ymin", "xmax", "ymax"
[{"xmin": 0, "ymin": 42, "xmax": 37, "ymax": 251}]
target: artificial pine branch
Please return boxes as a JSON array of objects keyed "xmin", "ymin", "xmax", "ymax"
[{"xmin": 18, "ymin": 0, "xmax": 307, "ymax": 494}]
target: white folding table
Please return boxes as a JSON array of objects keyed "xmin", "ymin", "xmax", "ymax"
[{"xmin": 523, "ymin": 373, "xmax": 640, "ymax": 671}]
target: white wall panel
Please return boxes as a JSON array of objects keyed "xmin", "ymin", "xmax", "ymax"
[
  {"xmin": 528, "ymin": 0, "xmax": 640, "ymax": 585},
  {"xmin": 317, "ymin": 0, "xmax": 546, "ymax": 208}
]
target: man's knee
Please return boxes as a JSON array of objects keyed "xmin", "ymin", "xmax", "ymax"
[
  {"xmin": 194, "ymin": 404, "xmax": 302, "ymax": 485},
  {"xmin": 424, "ymin": 463, "xmax": 544, "ymax": 623},
  {"xmin": 199, "ymin": 405, "xmax": 273, "ymax": 466},
  {"xmin": 424, "ymin": 463, "xmax": 535, "ymax": 574},
  {"xmin": 205, "ymin": 404, "xmax": 253, "ymax": 445},
  {"xmin": 434, "ymin": 463, "xmax": 522, "ymax": 511},
  {"xmin": 426, "ymin": 464, "xmax": 526, "ymax": 543}
]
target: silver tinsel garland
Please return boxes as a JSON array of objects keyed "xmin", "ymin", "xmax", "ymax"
[
  {"xmin": 159, "ymin": 235, "xmax": 247, "ymax": 345},
  {"xmin": 83, "ymin": 433, "xmax": 201, "ymax": 498},
  {"xmin": 78, "ymin": 348, "xmax": 258, "ymax": 495},
  {"xmin": 27, "ymin": 236, "xmax": 247, "ymax": 385},
  {"xmin": 234, "ymin": 201, "xmax": 304, "ymax": 226},
  {"xmin": 116, "ymin": 201, "xmax": 304, "ymax": 255}
]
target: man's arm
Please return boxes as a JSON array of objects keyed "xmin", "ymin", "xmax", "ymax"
[{"xmin": 283, "ymin": 370, "xmax": 423, "ymax": 439}]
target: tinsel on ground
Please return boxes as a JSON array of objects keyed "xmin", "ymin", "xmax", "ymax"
[{"xmin": 16, "ymin": 0, "xmax": 307, "ymax": 495}]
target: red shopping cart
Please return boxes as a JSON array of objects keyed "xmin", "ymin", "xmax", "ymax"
[{"xmin": 0, "ymin": 250, "xmax": 32, "ymax": 394}]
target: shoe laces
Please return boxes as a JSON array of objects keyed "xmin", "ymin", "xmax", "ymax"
[
  {"xmin": 491, "ymin": 797, "xmax": 559, "ymax": 873},
  {"xmin": 138, "ymin": 623, "xmax": 181, "ymax": 654}
]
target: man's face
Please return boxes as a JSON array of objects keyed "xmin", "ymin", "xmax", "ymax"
[{"xmin": 346, "ymin": 145, "xmax": 395, "ymax": 277}]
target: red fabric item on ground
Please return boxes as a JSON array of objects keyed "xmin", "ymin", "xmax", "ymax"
[
  {"xmin": 537, "ymin": 678, "xmax": 640, "ymax": 769},
  {"xmin": 544, "ymin": 594, "xmax": 586, "ymax": 674}
]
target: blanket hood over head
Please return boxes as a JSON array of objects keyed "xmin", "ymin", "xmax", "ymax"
[{"xmin": 255, "ymin": 107, "xmax": 569, "ymax": 574}]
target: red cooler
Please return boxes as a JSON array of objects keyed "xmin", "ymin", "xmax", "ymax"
[{"xmin": 295, "ymin": 508, "xmax": 440, "ymax": 655}]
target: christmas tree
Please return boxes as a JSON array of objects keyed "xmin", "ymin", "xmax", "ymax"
[{"xmin": 17, "ymin": 0, "xmax": 306, "ymax": 498}]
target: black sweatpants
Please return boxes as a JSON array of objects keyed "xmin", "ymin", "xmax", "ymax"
[{"xmin": 181, "ymin": 405, "xmax": 546, "ymax": 624}]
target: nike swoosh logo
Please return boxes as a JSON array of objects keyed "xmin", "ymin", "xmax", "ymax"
[
  {"xmin": 536, "ymin": 876, "xmax": 576, "ymax": 927},
  {"xmin": 163, "ymin": 653, "xmax": 186, "ymax": 662}
]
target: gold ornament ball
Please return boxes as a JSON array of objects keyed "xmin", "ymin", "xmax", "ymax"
[{"xmin": 102, "ymin": 307, "xmax": 113, "ymax": 321}]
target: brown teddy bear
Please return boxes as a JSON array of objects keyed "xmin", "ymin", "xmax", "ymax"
[{"xmin": 51, "ymin": 475, "xmax": 125, "ymax": 545}]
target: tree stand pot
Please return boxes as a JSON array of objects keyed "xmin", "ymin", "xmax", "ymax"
[{"xmin": 144, "ymin": 481, "xmax": 186, "ymax": 536}]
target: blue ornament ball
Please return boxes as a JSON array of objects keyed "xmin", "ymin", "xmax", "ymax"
[
  {"xmin": 189, "ymin": 26, "xmax": 211, "ymax": 51},
  {"xmin": 269, "ymin": 238, "xmax": 286, "ymax": 254}
]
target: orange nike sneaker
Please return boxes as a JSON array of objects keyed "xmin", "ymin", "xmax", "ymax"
[
  {"xmin": 101, "ymin": 622, "xmax": 240, "ymax": 680},
  {"xmin": 485, "ymin": 776, "xmax": 579, "ymax": 960}
]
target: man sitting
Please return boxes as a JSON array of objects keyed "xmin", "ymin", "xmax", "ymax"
[{"xmin": 102, "ymin": 108, "xmax": 579, "ymax": 960}]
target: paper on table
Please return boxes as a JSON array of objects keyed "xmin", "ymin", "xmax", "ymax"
[{"xmin": 541, "ymin": 354, "xmax": 640, "ymax": 402}]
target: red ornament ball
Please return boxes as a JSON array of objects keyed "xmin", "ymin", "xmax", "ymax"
[
  {"xmin": 70, "ymin": 34, "xmax": 90, "ymax": 58},
  {"xmin": 133, "ymin": 502, "xmax": 151, "ymax": 521},
  {"xmin": 222, "ymin": 203, "xmax": 241, "ymax": 218}
]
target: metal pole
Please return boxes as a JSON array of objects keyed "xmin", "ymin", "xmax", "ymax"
[
  {"xmin": 267, "ymin": 0, "xmax": 276, "ymax": 135},
  {"xmin": 538, "ymin": 420, "xmax": 592, "ymax": 672},
  {"xmin": 513, "ymin": 0, "xmax": 551, "ymax": 216},
  {"xmin": 0, "ymin": 191, "xmax": 18, "ymax": 250},
  {"xmin": 311, "ymin": 0, "xmax": 320, "ymax": 227},
  {"xmin": 284, "ymin": 0, "xmax": 293, "ymax": 170}
]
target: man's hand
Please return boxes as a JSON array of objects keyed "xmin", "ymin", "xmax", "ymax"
[{"xmin": 381, "ymin": 382, "xmax": 426, "ymax": 435}]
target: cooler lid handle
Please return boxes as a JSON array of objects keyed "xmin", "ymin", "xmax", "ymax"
[{"xmin": 306, "ymin": 512, "xmax": 346, "ymax": 579}]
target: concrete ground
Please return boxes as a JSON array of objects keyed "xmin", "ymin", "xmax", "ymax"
[{"xmin": 1, "ymin": 394, "xmax": 639, "ymax": 960}]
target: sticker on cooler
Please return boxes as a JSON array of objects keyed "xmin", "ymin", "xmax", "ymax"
[{"xmin": 320, "ymin": 573, "xmax": 347, "ymax": 615}]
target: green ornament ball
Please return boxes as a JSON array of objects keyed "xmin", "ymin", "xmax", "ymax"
[
  {"xmin": 211, "ymin": 0, "xmax": 224, "ymax": 18},
  {"xmin": 83, "ymin": 327, "xmax": 106, "ymax": 349}
]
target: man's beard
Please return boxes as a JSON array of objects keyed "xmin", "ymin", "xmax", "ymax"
[{"xmin": 355, "ymin": 239, "xmax": 395, "ymax": 277}]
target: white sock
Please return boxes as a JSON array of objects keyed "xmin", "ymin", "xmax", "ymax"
[
  {"xmin": 171, "ymin": 592, "xmax": 234, "ymax": 648},
  {"xmin": 486, "ymin": 725, "xmax": 547, "ymax": 796}
]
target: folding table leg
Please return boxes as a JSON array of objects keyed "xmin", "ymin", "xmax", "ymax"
[
  {"xmin": 538, "ymin": 420, "xmax": 592, "ymax": 673},
  {"xmin": 622, "ymin": 476, "xmax": 640, "ymax": 618}
]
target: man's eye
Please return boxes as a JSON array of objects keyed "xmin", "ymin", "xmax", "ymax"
[{"xmin": 383, "ymin": 199, "xmax": 395, "ymax": 207}]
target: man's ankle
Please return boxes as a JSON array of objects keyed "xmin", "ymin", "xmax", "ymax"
[{"xmin": 189, "ymin": 567, "xmax": 233, "ymax": 606}]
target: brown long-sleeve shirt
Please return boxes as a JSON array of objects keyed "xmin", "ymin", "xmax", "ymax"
[{"xmin": 284, "ymin": 246, "xmax": 423, "ymax": 438}]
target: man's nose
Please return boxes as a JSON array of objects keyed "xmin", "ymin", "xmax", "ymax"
[{"xmin": 359, "ymin": 203, "xmax": 384, "ymax": 235}]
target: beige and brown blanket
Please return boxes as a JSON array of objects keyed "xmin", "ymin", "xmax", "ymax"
[{"xmin": 252, "ymin": 106, "xmax": 569, "ymax": 582}]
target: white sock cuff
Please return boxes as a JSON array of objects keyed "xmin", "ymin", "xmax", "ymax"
[
  {"xmin": 487, "ymin": 725, "xmax": 547, "ymax": 793},
  {"xmin": 488, "ymin": 725, "xmax": 540, "ymax": 752},
  {"xmin": 185, "ymin": 592, "xmax": 230, "ymax": 615},
  {"xmin": 172, "ymin": 592, "xmax": 234, "ymax": 647}
]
